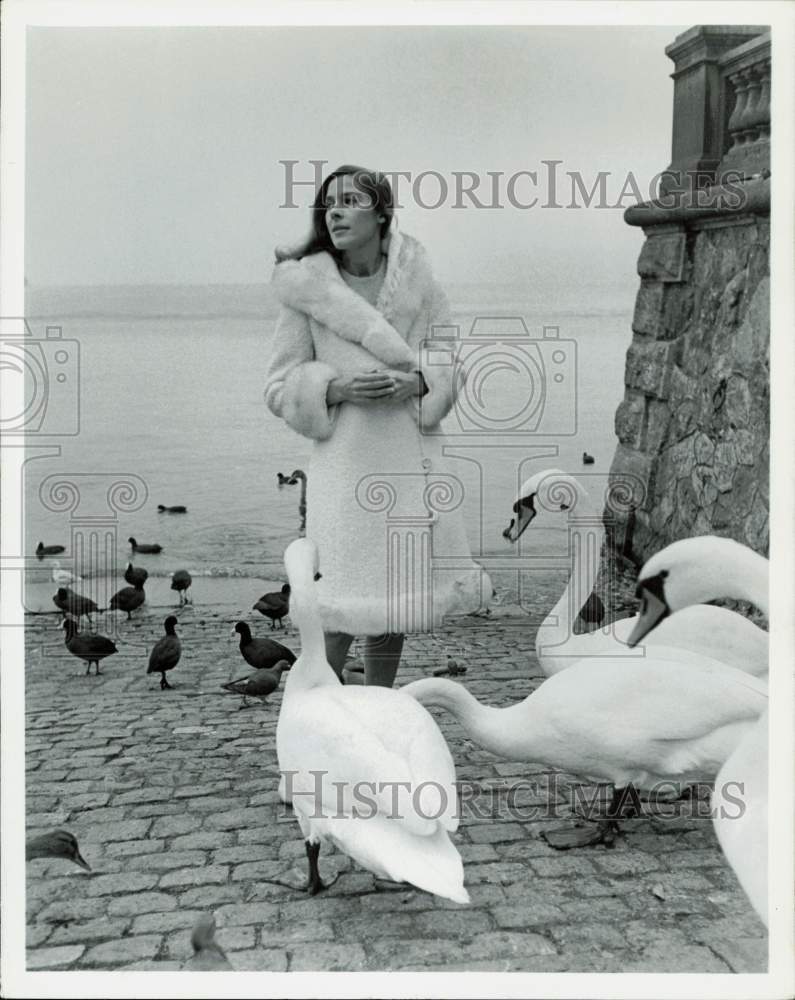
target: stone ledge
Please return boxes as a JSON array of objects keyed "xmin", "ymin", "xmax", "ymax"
[{"xmin": 625, "ymin": 176, "xmax": 770, "ymax": 228}]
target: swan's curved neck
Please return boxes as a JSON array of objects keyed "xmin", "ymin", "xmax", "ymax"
[
  {"xmin": 289, "ymin": 583, "xmax": 334, "ymax": 688},
  {"xmin": 709, "ymin": 544, "xmax": 769, "ymax": 616},
  {"xmin": 540, "ymin": 486, "xmax": 603, "ymax": 663},
  {"xmin": 405, "ymin": 679, "xmax": 545, "ymax": 761}
]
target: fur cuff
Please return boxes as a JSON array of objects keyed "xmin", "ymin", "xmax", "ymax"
[{"xmin": 281, "ymin": 362, "xmax": 339, "ymax": 441}]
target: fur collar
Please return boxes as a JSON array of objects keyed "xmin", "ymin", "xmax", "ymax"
[{"xmin": 271, "ymin": 228, "xmax": 436, "ymax": 368}]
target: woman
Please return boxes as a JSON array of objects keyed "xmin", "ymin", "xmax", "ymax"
[{"xmin": 265, "ymin": 165, "xmax": 489, "ymax": 687}]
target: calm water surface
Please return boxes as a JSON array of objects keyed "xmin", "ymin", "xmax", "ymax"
[{"xmin": 22, "ymin": 283, "xmax": 633, "ymax": 592}]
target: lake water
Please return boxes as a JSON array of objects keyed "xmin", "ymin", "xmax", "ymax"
[{"xmin": 21, "ymin": 281, "xmax": 633, "ymax": 603}]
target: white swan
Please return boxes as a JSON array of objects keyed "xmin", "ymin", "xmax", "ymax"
[
  {"xmin": 276, "ymin": 537, "xmax": 469, "ymax": 904},
  {"xmin": 50, "ymin": 559, "xmax": 81, "ymax": 586},
  {"xmin": 712, "ymin": 710, "xmax": 768, "ymax": 926},
  {"xmin": 628, "ymin": 534, "xmax": 769, "ymax": 646},
  {"xmin": 401, "ymin": 651, "xmax": 767, "ymax": 849},
  {"xmin": 503, "ymin": 469, "xmax": 768, "ymax": 677},
  {"xmin": 628, "ymin": 536, "xmax": 769, "ymax": 925}
]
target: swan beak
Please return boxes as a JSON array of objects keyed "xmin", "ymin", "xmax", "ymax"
[
  {"xmin": 627, "ymin": 586, "xmax": 670, "ymax": 647},
  {"xmin": 74, "ymin": 850, "xmax": 91, "ymax": 871}
]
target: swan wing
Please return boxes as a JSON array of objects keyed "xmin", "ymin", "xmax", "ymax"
[
  {"xmin": 336, "ymin": 687, "xmax": 460, "ymax": 831},
  {"xmin": 712, "ymin": 711, "xmax": 768, "ymax": 925},
  {"xmin": 277, "ymin": 687, "xmax": 452, "ymax": 836}
]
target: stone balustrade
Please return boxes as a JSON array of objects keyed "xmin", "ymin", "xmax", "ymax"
[{"xmin": 718, "ymin": 33, "xmax": 771, "ymax": 180}]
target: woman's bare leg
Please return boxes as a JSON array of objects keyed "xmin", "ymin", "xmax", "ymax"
[
  {"xmin": 324, "ymin": 631, "xmax": 354, "ymax": 680},
  {"xmin": 364, "ymin": 633, "xmax": 404, "ymax": 688}
]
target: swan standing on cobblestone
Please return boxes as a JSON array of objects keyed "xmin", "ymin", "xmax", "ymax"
[
  {"xmin": 401, "ymin": 651, "xmax": 767, "ymax": 849},
  {"xmin": 628, "ymin": 535, "xmax": 770, "ymax": 924},
  {"xmin": 276, "ymin": 537, "xmax": 469, "ymax": 903},
  {"xmin": 504, "ymin": 470, "xmax": 768, "ymax": 677}
]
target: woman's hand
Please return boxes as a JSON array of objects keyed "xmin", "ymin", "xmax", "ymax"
[
  {"xmin": 327, "ymin": 371, "xmax": 397, "ymax": 405},
  {"xmin": 381, "ymin": 369, "xmax": 424, "ymax": 402}
]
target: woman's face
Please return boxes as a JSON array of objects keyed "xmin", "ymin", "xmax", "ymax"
[{"xmin": 324, "ymin": 174, "xmax": 383, "ymax": 253}]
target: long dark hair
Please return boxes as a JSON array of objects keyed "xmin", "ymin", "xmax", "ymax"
[{"xmin": 275, "ymin": 164, "xmax": 394, "ymax": 263}]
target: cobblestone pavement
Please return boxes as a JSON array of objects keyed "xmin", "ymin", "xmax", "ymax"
[{"xmin": 24, "ymin": 599, "xmax": 767, "ymax": 973}]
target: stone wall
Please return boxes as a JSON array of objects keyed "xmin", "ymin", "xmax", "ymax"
[
  {"xmin": 605, "ymin": 25, "xmax": 770, "ymax": 566},
  {"xmin": 610, "ymin": 216, "xmax": 769, "ymax": 562}
]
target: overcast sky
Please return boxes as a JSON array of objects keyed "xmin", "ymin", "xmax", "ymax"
[{"xmin": 24, "ymin": 23, "xmax": 686, "ymax": 288}]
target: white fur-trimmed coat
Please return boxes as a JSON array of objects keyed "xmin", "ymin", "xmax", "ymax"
[{"xmin": 264, "ymin": 229, "xmax": 491, "ymax": 635}]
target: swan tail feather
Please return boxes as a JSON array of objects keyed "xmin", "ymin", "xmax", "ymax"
[{"xmin": 320, "ymin": 813, "xmax": 468, "ymax": 904}]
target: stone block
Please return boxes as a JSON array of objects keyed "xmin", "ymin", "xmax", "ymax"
[
  {"xmin": 49, "ymin": 918, "xmax": 131, "ymax": 945},
  {"xmin": 289, "ymin": 943, "xmax": 367, "ymax": 972},
  {"xmin": 625, "ymin": 943, "xmax": 730, "ymax": 973},
  {"xmin": 594, "ymin": 851, "xmax": 662, "ymax": 876},
  {"xmin": 149, "ymin": 814, "xmax": 202, "ymax": 838},
  {"xmin": 631, "ymin": 281, "xmax": 665, "ymax": 336},
  {"xmin": 170, "ymin": 831, "xmax": 236, "ymax": 851},
  {"xmin": 77, "ymin": 819, "xmax": 153, "ymax": 843},
  {"xmin": 549, "ymin": 921, "xmax": 628, "ymax": 950},
  {"xmin": 732, "ymin": 427, "xmax": 756, "ymax": 465},
  {"xmin": 466, "ymin": 930, "xmax": 557, "ymax": 960},
  {"xmin": 608, "ymin": 445, "xmax": 653, "ymax": 512},
  {"xmin": 644, "ymin": 400, "xmax": 670, "ymax": 453},
  {"xmin": 744, "ymin": 494, "xmax": 769, "ymax": 553},
  {"xmin": 492, "ymin": 902, "xmax": 565, "ymax": 928},
  {"xmin": 226, "ymin": 949, "xmax": 289, "ymax": 971},
  {"xmin": 107, "ymin": 892, "xmax": 177, "ymax": 917},
  {"xmin": 82, "ymin": 935, "xmax": 162, "ymax": 967},
  {"xmin": 625, "ymin": 339, "xmax": 674, "ymax": 399},
  {"xmin": 84, "ymin": 871, "xmax": 159, "ymax": 896},
  {"xmin": 691, "ymin": 465, "xmax": 718, "ymax": 509},
  {"xmin": 158, "ymin": 864, "xmax": 229, "ymax": 888},
  {"xmin": 637, "ymin": 231, "xmax": 686, "ymax": 282},
  {"xmin": 203, "ymin": 806, "xmax": 274, "ymax": 831},
  {"xmin": 724, "ymin": 374, "xmax": 751, "ymax": 427},
  {"xmin": 614, "ymin": 394, "xmax": 646, "ymax": 449},
  {"xmin": 708, "ymin": 935, "xmax": 768, "ymax": 973},
  {"xmin": 132, "ymin": 910, "xmax": 202, "ymax": 935},
  {"xmin": 178, "ymin": 884, "xmax": 242, "ymax": 909},
  {"xmin": 26, "ymin": 944, "xmax": 84, "ymax": 969},
  {"xmin": 467, "ymin": 822, "xmax": 529, "ymax": 844},
  {"xmin": 693, "ymin": 431, "xmax": 715, "ymax": 465},
  {"xmin": 214, "ymin": 901, "xmax": 281, "ymax": 927}
]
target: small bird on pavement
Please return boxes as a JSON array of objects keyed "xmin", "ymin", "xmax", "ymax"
[
  {"xmin": 171, "ymin": 569, "xmax": 193, "ymax": 605},
  {"xmin": 147, "ymin": 615, "xmax": 181, "ymax": 690},
  {"xmin": 53, "ymin": 587, "xmax": 98, "ymax": 624},
  {"xmin": 110, "ymin": 581, "xmax": 146, "ymax": 620},
  {"xmin": 181, "ymin": 913, "xmax": 232, "ymax": 970},
  {"xmin": 234, "ymin": 621, "xmax": 296, "ymax": 671},
  {"xmin": 124, "ymin": 562, "xmax": 149, "ymax": 587},
  {"xmin": 62, "ymin": 619, "xmax": 117, "ymax": 675},
  {"xmin": 252, "ymin": 584, "xmax": 290, "ymax": 629},
  {"xmin": 26, "ymin": 830, "xmax": 91, "ymax": 871},
  {"xmin": 221, "ymin": 659, "xmax": 291, "ymax": 707}
]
